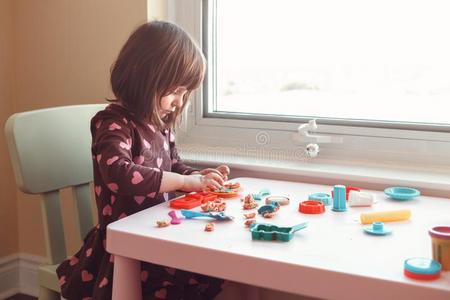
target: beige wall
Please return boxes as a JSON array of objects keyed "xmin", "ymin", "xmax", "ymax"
[
  {"xmin": 1, "ymin": 0, "xmax": 152, "ymax": 258},
  {"xmin": 0, "ymin": 0, "xmax": 19, "ymax": 257}
]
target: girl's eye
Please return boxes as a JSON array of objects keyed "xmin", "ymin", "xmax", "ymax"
[{"xmin": 173, "ymin": 87, "xmax": 187, "ymax": 95}]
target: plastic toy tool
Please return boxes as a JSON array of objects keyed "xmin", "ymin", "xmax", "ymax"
[
  {"xmin": 332, "ymin": 185, "xmax": 347, "ymax": 212},
  {"xmin": 360, "ymin": 209, "xmax": 411, "ymax": 225},
  {"xmin": 404, "ymin": 258, "xmax": 441, "ymax": 280},
  {"xmin": 252, "ymin": 188, "xmax": 271, "ymax": 200},
  {"xmin": 180, "ymin": 210, "xmax": 234, "ymax": 221},
  {"xmin": 384, "ymin": 187, "xmax": 420, "ymax": 201},
  {"xmin": 250, "ymin": 222, "xmax": 308, "ymax": 242},
  {"xmin": 363, "ymin": 222, "xmax": 392, "ymax": 236}
]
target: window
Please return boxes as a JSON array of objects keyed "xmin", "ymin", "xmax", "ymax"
[
  {"xmin": 209, "ymin": 0, "xmax": 450, "ymax": 129},
  {"xmin": 170, "ymin": 0, "xmax": 450, "ymax": 169}
]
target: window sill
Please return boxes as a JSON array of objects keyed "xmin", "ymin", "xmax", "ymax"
[{"xmin": 179, "ymin": 143, "xmax": 450, "ymax": 198}]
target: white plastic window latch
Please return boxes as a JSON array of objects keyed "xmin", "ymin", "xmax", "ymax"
[{"xmin": 293, "ymin": 119, "xmax": 343, "ymax": 144}]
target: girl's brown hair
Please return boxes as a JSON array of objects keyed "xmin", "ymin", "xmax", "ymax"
[{"xmin": 110, "ymin": 21, "xmax": 205, "ymax": 129}]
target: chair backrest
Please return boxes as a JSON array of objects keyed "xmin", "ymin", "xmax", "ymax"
[{"xmin": 5, "ymin": 104, "xmax": 106, "ymax": 264}]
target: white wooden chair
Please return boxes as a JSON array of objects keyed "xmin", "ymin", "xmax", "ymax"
[{"xmin": 4, "ymin": 104, "xmax": 106, "ymax": 300}]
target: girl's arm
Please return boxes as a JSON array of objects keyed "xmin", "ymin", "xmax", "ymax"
[
  {"xmin": 92, "ymin": 115, "xmax": 223, "ymax": 196},
  {"xmin": 160, "ymin": 171, "xmax": 224, "ymax": 192}
]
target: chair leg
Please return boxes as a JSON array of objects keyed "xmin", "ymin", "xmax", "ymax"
[{"xmin": 38, "ymin": 286, "xmax": 60, "ymax": 300}]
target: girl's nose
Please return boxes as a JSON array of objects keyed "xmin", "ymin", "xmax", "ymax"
[{"xmin": 173, "ymin": 96, "xmax": 183, "ymax": 108}]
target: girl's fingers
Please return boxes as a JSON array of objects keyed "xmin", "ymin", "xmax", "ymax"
[
  {"xmin": 216, "ymin": 165, "xmax": 230, "ymax": 176},
  {"xmin": 200, "ymin": 168, "xmax": 225, "ymax": 178}
]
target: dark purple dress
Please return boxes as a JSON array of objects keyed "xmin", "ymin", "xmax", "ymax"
[{"xmin": 57, "ymin": 104, "xmax": 223, "ymax": 300}]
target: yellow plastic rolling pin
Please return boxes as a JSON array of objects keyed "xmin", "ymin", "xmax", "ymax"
[{"xmin": 360, "ymin": 209, "xmax": 411, "ymax": 224}]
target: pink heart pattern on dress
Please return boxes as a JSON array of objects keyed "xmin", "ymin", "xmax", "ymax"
[
  {"xmin": 148, "ymin": 124, "xmax": 156, "ymax": 133},
  {"xmin": 162, "ymin": 281, "xmax": 173, "ymax": 287},
  {"xmin": 131, "ymin": 171, "xmax": 144, "ymax": 184},
  {"xmin": 102, "ymin": 204, "xmax": 112, "ymax": 216},
  {"xmin": 81, "ymin": 270, "xmax": 94, "ymax": 282},
  {"xmin": 133, "ymin": 155, "xmax": 144, "ymax": 165},
  {"xmin": 107, "ymin": 183, "xmax": 119, "ymax": 193},
  {"xmin": 154, "ymin": 288, "xmax": 167, "ymax": 299},
  {"xmin": 98, "ymin": 277, "xmax": 108, "ymax": 288},
  {"xmin": 95, "ymin": 120, "xmax": 102, "ymax": 129},
  {"xmin": 157, "ymin": 157, "xmax": 163, "ymax": 168},
  {"xmin": 119, "ymin": 139, "xmax": 131, "ymax": 150},
  {"xmin": 96, "ymin": 154, "xmax": 102, "ymax": 163},
  {"xmin": 163, "ymin": 141, "xmax": 169, "ymax": 151},
  {"xmin": 110, "ymin": 195, "xmax": 116, "ymax": 205},
  {"xmin": 165, "ymin": 267, "xmax": 176, "ymax": 275},
  {"xmin": 106, "ymin": 156, "xmax": 119, "ymax": 165},
  {"xmin": 118, "ymin": 212, "xmax": 127, "ymax": 219},
  {"xmin": 59, "ymin": 276, "xmax": 66, "ymax": 285},
  {"xmin": 108, "ymin": 123, "xmax": 121, "ymax": 131},
  {"xmin": 134, "ymin": 196, "xmax": 145, "ymax": 205},
  {"xmin": 140, "ymin": 270, "xmax": 149, "ymax": 282},
  {"xmin": 69, "ymin": 256, "xmax": 79, "ymax": 266},
  {"xmin": 143, "ymin": 139, "xmax": 151, "ymax": 149},
  {"xmin": 85, "ymin": 248, "xmax": 93, "ymax": 257},
  {"xmin": 147, "ymin": 192, "xmax": 156, "ymax": 198},
  {"xmin": 95, "ymin": 186, "xmax": 101, "ymax": 196},
  {"xmin": 122, "ymin": 118, "xmax": 128, "ymax": 124}
]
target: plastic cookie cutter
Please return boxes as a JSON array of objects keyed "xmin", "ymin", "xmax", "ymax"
[
  {"xmin": 384, "ymin": 186, "xmax": 420, "ymax": 201},
  {"xmin": 250, "ymin": 222, "xmax": 308, "ymax": 242},
  {"xmin": 265, "ymin": 196, "xmax": 290, "ymax": 206},
  {"xmin": 251, "ymin": 188, "xmax": 271, "ymax": 200},
  {"xmin": 363, "ymin": 222, "xmax": 392, "ymax": 236},
  {"xmin": 180, "ymin": 209, "xmax": 234, "ymax": 221},
  {"xmin": 308, "ymin": 193, "xmax": 332, "ymax": 206},
  {"xmin": 170, "ymin": 192, "xmax": 218, "ymax": 209}
]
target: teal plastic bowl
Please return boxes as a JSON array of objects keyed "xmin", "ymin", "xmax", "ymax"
[{"xmin": 384, "ymin": 187, "xmax": 420, "ymax": 201}]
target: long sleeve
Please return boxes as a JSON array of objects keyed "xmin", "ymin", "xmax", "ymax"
[
  {"xmin": 92, "ymin": 116, "xmax": 163, "ymax": 196},
  {"xmin": 169, "ymin": 130, "xmax": 198, "ymax": 175}
]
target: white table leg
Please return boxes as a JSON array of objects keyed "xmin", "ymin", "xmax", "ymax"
[{"xmin": 112, "ymin": 255, "xmax": 142, "ymax": 300}]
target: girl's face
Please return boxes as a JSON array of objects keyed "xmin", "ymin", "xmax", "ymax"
[{"xmin": 159, "ymin": 86, "xmax": 188, "ymax": 119}]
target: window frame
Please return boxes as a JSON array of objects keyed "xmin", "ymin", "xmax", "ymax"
[{"xmin": 168, "ymin": 0, "xmax": 450, "ymax": 169}]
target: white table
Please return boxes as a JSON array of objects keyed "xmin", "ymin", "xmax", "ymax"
[{"xmin": 107, "ymin": 177, "xmax": 450, "ymax": 300}]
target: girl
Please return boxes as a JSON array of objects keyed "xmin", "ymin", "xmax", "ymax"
[{"xmin": 57, "ymin": 21, "xmax": 229, "ymax": 300}]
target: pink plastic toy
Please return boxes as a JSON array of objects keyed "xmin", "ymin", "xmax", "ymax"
[{"xmin": 168, "ymin": 210, "xmax": 181, "ymax": 225}]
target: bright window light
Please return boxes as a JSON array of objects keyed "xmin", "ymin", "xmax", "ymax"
[{"xmin": 213, "ymin": 0, "xmax": 450, "ymax": 125}]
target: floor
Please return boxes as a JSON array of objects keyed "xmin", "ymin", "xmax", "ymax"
[{"xmin": 5, "ymin": 294, "xmax": 36, "ymax": 300}]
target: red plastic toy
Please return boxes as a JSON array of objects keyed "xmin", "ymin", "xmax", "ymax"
[
  {"xmin": 170, "ymin": 192, "xmax": 218, "ymax": 209},
  {"xmin": 299, "ymin": 200, "xmax": 325, "ymax": 214}
]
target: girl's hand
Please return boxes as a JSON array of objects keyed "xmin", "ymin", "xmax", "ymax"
[
  {"xmin": 182, "ymin": 173, "xmax": 224, "ymax": 192},
  {"xmin": 196, "ymin": 165, "xmax": 231, "ymax": 181}
]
